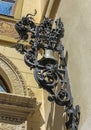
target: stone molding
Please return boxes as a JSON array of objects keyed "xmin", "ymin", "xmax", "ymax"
[
  {"xmin": 0, "ymin": 93, "xmax": 37, "ymax": 125},
  {"xmin": 0, "ymin": 52, "xmax": 34, "ymax": 96}
]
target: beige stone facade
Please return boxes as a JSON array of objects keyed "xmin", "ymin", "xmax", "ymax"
[
  {"xmin": 0, "ymin": 0, "xmax": 44, "ymax": 130},
  {"xmin": 0, "ymin": 0, "xmax": 90, "ymax": 130}
]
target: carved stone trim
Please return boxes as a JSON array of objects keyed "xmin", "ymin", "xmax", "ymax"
[
  {"xmin": 0, "ymin": 52, "xmax": 34, "ymax": 96},
  {"xmin": 0, "ymin": 20, "xmax": 18, "ymax": 38},
  {"xmin": 0, "ymin": 93, "xmax": 37, "ymax": 125}
]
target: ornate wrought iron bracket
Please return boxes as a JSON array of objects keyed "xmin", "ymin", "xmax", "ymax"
[{"xmin": 13, "ymin": 10, "xmax": 80, "ymax": 130}]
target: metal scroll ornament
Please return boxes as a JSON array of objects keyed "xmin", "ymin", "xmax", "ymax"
[{"xmin": 14, "ymin": 10, "xmax": 80, "ymax": 130}]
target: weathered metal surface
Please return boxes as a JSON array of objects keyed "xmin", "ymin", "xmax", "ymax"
[{"xmin": 13, "ymin": 13, "xmax": 80, "ymax": 130}]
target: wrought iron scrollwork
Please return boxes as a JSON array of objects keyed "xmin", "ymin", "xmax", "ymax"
[{"xmin": 13, "ymin": 11, "xmax": 80, "ymax": 130}]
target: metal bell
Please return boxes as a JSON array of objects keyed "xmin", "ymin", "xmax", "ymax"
[{"xmin": 39, "ymin": 49, "xmax": 58, "ymax": 65}]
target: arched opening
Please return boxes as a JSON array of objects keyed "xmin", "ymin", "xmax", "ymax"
[{"xmin": 0, "ymin": 52, "xmax": 28, "ymax": 95}]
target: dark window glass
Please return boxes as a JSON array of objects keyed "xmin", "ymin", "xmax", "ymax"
[
  {"xmin": 0, "ymin": 0, "xmax": 16, "ymax": 16},
  {"xmin": 0, "ymin": 85, "xmax": 6, "ymax": 92},
  {"xmin": 0, "ymin": 76, "xmax": 10, "ymax": 92}
]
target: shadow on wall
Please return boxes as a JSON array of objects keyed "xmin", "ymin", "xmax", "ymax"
[
  {"xmin": 28, "ymin": 108, "xmax": 45, "ymax": 130},
  {"xmin": 49, "ymin": 0, "xmax": 61, "ymax": 19},
  {"xmin": 46, "ymin": 103, "xmax": 66, "ymax": 130}
]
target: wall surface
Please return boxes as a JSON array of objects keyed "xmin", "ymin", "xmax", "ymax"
[
  {"xmin": 55, "ymin": 0, "xmax": 91, "ymax": 129},
  {"xmin": 22, "ymin": 0, "xmax": 40, "ymax": 22},
  {"xmin": 42, "ymin": 90, "xmax": 65, "ymax": 130}
]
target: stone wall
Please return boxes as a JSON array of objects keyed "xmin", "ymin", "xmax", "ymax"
[
  {"xmin": 0, "ymin": 0, "xmax": 45, "ymax": 129},
  {"xmin": 55, "ymin": 0, "xmax": 91, "ymax": 129}
]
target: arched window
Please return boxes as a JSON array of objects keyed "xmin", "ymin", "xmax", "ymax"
[
  {"xmin": 0, "ymin": 0, "xmax": 16, "ymax": 16},
  {"xmin": 0, "ymin": 76, "xmax": 10, "ymax": 92}
]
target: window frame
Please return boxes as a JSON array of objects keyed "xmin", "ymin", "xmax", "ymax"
[
  {"xmin": 0, "ymin": 0, "xmax": 16, "ymax": 17},
  {"xmin": 0, "ymin": 0, "xmax": 24, "ymax": 21}
]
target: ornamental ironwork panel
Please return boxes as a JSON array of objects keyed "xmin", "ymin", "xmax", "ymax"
[{"xmin": 13, "ymin": 10, "xmax": 80, "ymax": 130}]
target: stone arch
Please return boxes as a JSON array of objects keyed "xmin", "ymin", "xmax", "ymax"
[{"xmin": 0, "ymin": 52, "xmax": 34, "ymax": 96}]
